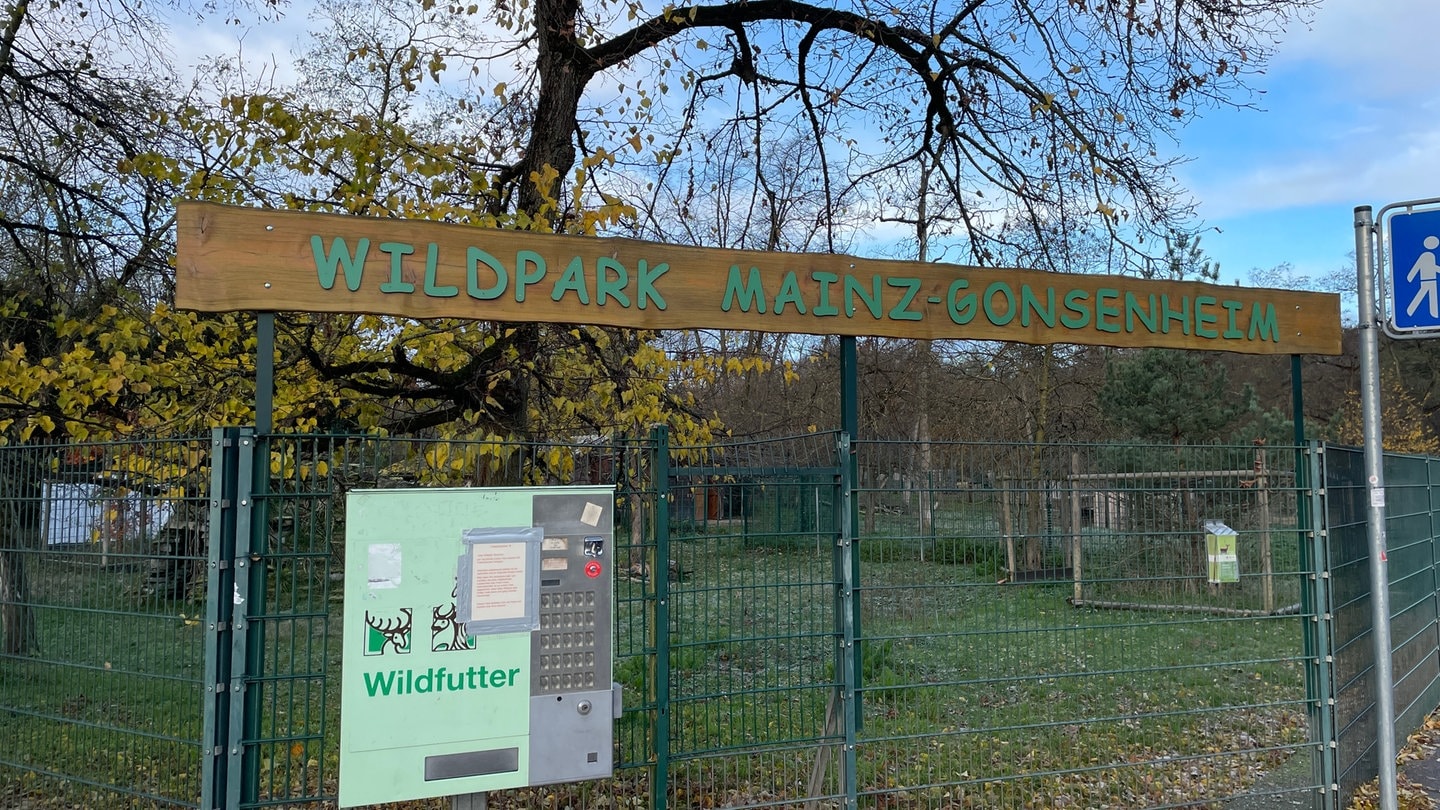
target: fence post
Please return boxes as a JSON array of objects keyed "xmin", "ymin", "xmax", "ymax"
[
  {"xmin": 202, "ymin": 428, "xmax": 241, "ymax": 809},
  {"xmin": 649, "ymin": 425, "xmax": 670, "ymax": 810},
  {"xmin": 836, "ymin": 433, "xmax": 859, "ymax": 810},
  {"xmin": 225, "ymin": 429, "xmax": 257, "ymax": 810},
  {"xmin": 1300, "ymin": 444, "xmax": 1337, "ymax": 809},
  {"xmin": 199, "ymin": 427, "xmax": 256, "ymax": 810}
]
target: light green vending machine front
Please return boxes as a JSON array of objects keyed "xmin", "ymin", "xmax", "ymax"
[{"xmin": 339, "ymin": 486, "xmax": 617, "ymax": 807}]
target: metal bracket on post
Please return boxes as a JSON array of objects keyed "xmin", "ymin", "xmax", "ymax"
[
  {"xmin": 225, "ymin": 429, "xmax": 258, "ymax": 810},
  {"xmin": 836, "ymin": 432, "xmax": 859, "ymax": 810},
  {"xmin": 1302, "ymin": 442, "xmax": 1338, "ymax": 810},
  {"xmin": 201, "ymin": 427, "xmax": 241, "ymax": 810},
  {"xmin": 650, "ymin": 425, "xmax": 671, "ymax": 810}
]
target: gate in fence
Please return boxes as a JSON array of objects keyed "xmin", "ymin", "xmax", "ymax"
[{"xmin": 2, "ymin": 432, "xmax": 1437, "ymax": 809}]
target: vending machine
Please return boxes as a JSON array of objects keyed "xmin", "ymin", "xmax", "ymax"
[{"xmin": 338, "ymin": 486, "xmax": 618, "ymax": 807}]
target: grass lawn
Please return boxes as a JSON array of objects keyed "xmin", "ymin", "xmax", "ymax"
[{"xmin": 3, "ymin": 515, "xmax": 1317, "ymax": 809}]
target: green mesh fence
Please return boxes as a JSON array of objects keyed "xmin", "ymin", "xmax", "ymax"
[
  {"xmin": 0, "ymin": 436, "xmax": 212, "ymax": 808},
  {"xmin": 851, "ymin": 439, "xmax": 1319, "ymax": 809},
  {"xmin": 658, "ymin": 431, "xmax": 846, "ymax": 809},
  {"xmin": 1324, "ymin": 446, "xmax": 1440, "ymax": 807},
  {"xmin": 9, "ymin": 433, "xmax": 1440, "ymax": 810},
  {"xmin": 247, "ymin": 433, "xmax": 663, "ymax": 809}
]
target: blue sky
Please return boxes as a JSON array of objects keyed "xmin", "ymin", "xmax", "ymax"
[
  {"xmin": 1174, "ymin": 0, "xmax": 1440, "ymax": 290},
  {"xmin": 168, "ymin": 0, "xmax": 1440, "ymax": 297}
]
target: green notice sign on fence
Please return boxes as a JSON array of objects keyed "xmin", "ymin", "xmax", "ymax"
[{"xmin": 340, "ymin": 486, "xmax": 616, "ymax": 807}]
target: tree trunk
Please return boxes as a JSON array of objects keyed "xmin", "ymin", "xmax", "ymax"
[
  {"xmin": 1, "ymin": 450, "xmax": 42, "ymax": 657},
  {"xmin": 1023, "ymin": 346, "xmax": 1053, "ymax": 571},
  {"xmin": 1024, "ymin": 488, "xmax": 1044, "ymax": 571},
  {"xmin": 0, "ymin": 550, "xmax": 37, "ymax": 656},
  {"xmin": 510, "ymin": 0, "xmax": 589, "ymax": 219},
  {"xmin": 912, "ymin": 165, "xmax": 933, "ymax": 552}
]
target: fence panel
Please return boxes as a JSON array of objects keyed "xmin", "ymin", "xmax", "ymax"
[
  {"xmin": 235, "ymin": 433, "xmax": 663, "ymax": 809},
  {"xmin": 0, "ymin": 437, "xmax": 212, "ymax": 808},
  {"xmin": 235, "ymin": 433, "xmax": 339, "ymax": 808},
  {"xmin": 1324, "ymin": 446, "xmax": 1440, "ymax": 808},
  {"xmin": 13, "ymin": 432, "xmax": 1440, "ymax": 810},
  {"xmin": 1323, "ymin": 445, "xmax": 1375, "ymax": 805},
  {"xmin": 852, "ymin": 439, "xmax": 1321, "ymax": 809},
  {"xmin": 1384, "ymin": 456, "xmax": 1440, "ymax": 745},
  {"xmin": 659, "ymin": 431, "xmax": 847, "ymax": 809}
]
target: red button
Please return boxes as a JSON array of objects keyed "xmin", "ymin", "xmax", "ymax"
[{"xmin": 584, "ymin": 560, "xmax": 603, "ymax": 578}]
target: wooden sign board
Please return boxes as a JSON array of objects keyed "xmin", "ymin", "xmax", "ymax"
[{"xmin": 175, "ymin": 201, "xmax": 1342, "ymax": 355}]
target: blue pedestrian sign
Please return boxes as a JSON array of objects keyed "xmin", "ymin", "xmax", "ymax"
[{"xmin": 1390, "ymin": 208, "xmax": 1440, "ymax": 332}]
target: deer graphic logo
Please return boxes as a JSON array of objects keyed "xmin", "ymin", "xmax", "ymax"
[
  {"xmin": 431, "ymin": 579, "xmax": 475, "ymax": 652},
  {"xmin": 363, "ymin": 608, "xmax": 413, "ymax": 656}
]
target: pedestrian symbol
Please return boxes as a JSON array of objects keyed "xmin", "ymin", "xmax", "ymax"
[
  {"xmin": 1390, "ymin": 209, "xmax": 1440, "ymax": 332},
  {"xmin": 1406, "ymin": 235, "xmax": 1440, "ymax": 320}
]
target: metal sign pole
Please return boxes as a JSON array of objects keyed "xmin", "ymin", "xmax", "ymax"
[{"xmin": 1355, "ymin": 204, "xmax": 1398, "ymax": 810}]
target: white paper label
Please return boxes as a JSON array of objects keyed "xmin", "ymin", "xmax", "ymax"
[
  {"xmin": 367, "ymin": 543, "xmax": 402, "ymax": 589},
  {"xmin": 468, "ymin": 542, "xmax": 528, "ymax": 622},
  {"xmin": 581, "ymin": 501, "xmax": 604, "ymax": 527}
]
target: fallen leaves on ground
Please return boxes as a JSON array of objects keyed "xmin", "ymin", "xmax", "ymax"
[{"xmin": 1347, "ymin": 708, "xmax": 1440, "ymax": 810}]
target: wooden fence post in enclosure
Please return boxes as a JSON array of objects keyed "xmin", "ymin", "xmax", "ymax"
[
  {"xmin": 1024, "ymin": 480, "xmax": 1044, "ymax": 572},
  {"xmin": 1070, "ymin": 452, "xmax": 1083, "ymax": 603},
  {"xmin": 1001, "ymin": 477, "xmax": 1015, "ymax": 579},
  {"xmin": 1256, "ymin": 444, "xmax": 1274, "ymax": 614},
  {"xmin": 627, "ymin": 490, "xmax": 644, "ymax": 574},
  {"xmin": 917, "ymin": 433, "xmax": 933, "ymax": 560}
]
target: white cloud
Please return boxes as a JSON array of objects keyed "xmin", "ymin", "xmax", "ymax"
[
  {"xmin": 1272, "ymin": 0, "xmax": 1440, "ymax": 94},
  {"xmin": 162, "ymin": 3, "xmax": 311, "ymax": 87},
  {"xmin": 1177, "ymin": 0, "xmax": 1440, "ymax": 224},
  {"xmin": 1189, "ymin": 104, "xmax": 1440, "ymax": 221}
]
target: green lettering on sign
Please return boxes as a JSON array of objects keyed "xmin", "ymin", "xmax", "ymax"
[
  {"xmin": 1022, "ymin": 285, "xmax": 1056, "ymax": 328},
  {"xmin": 983, "ymin": 281, "xmax": 1015, "ymax": 326},
  {"xmin": 423, "ymin": 243, "xmax": 457, "ymax": 297},
  {"xmin": 1060, "ymin": 289, "xmax": 1090, "ymax": 329},
  {"xmin": 845, "ymin": 275, "xmax": 882, "ymax": 319},
  {"xmin": 180, "ymin": 204, "xmax": 1346, "ymax": 358},
  {"xmin": 1195, "ymin": 295, "xmax": 1219, "ymax": 338},
  {"xmin": 813, "ymin": 272, "xmax": 840, "ymax": 317},
  {"xmin": 888, "ymin": 277, "xmax": 923, "ymax": 321},
  {"xmin": 1222, "ymin": 300, "xmax": 1245, "ymax": 339},
  {"xmin": 773, "ymin": 271, "xmax": 807, "ymax": 315},
  {"xmin": 1125, "ymin": 292, "xmax": 1156, "ymax": 334},
  {"xmin": 1161, "ymin": 294, "xmax": 1190, "ymax": 335},
  {"xmin": 595, "ymin": 257, "xmax": 630, "ymax": 307},
  {"xmin": 1095, "ymin": 289, "xmax": 1121, "ymax": 334},
  {"xmin": 636, "ymin": 260, "xmax": 668, "ymax": 310},
  {"xmin": 312, "ymin": 235, "xmax": 370, "ymax": 292},
  {"xmin": 362, "ymin": 665, "xmax": 522, "ymax": 697},
  {"xmin": 379, "ymin": 242, "xmax": 416, "ymax": 294},
  {"xmin": 1249, "ymin": 302, "xmax": 1279, "ymax": 342},
  {"xmin": 947, "ymin": 280, "xmax": 976, "ymax": 325},
  {"xmin": 467, "ymin": 247, "xmax": 507, "ymax": 300},
  {"xmin": 516, "ymin": 250, "xmax": 545, "ymax": 302},
  {"xmin": 553, "ymin": 256, "xmax": 590, "ymax": 304},
  {"xmin": 722, "ymin": 265, "xmax": 767, "ymax": 313}
]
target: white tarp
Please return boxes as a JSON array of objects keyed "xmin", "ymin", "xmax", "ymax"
[{"xmin": 42, "ymin": 482, "xmax": 174, "ymax": 546}]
